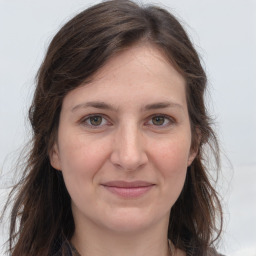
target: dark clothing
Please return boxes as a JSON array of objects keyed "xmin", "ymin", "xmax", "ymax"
[{"xmin": 52, "ymin": 238, "xmax": 80, "ymax": 256}]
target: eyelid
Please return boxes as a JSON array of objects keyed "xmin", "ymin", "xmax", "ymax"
[
  {"xmin": 78, "ymin": 113, "xmax": 176, "ymax": 130},
  {"xmin": 79, "ymin": 114, "xmax": 112, "ymax": 128},
  {"xmin": 145, "ymin": 114, "xmax": 176, "ymax": 127}
]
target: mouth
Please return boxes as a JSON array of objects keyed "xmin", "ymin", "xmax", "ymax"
[{"xmin": 101, "ymin": 180, "xmax": 155, "ymax": 198}]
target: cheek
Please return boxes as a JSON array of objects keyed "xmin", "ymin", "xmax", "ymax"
[
  {"xmin": 57, "ymin": 133, "xmax": 110, "ymax": 198},
  {"xmin": 150, "ymin": 138, "xmax": 190, "ymax": 197},
  {"xmin": 57, "ymin": 135, "xmax": 113, "ymax": 216},
  {"xmin": 152, "ymin": 138, "xmax": 190, "ymax": 174},
  {"xmin": 59, "ymin": 132, "xmax": 108, "ymax": 173}
]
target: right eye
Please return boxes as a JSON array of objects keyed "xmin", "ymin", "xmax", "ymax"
[{"xmin": 81, "ymin": 115, "xmax": 110, "ymax": 128}]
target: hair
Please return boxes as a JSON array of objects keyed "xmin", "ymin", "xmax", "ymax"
[{"xmin": 2, "ymin": 0, "xmax": 223, "ymax": 255}]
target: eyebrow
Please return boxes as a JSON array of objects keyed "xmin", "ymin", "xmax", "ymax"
[
  {"xmin": 71, "ymin": 101, "xmax": 183, "ymax": 112},
  {"xmin": 72, "ymin": 101, "xmax": 117, "ymax": 112},
  {"xmin": 142, "ymin": 102, "xmax": 183, "ymax": 111}
]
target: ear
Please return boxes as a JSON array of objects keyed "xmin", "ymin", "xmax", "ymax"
[
  {"xmin": 187, "ymin": 127, "xmax": 201, "ymax": 167},
  {"xmin": 49, "ymin": 143, "xmax": 61, "ymax": 170},
  {"xmin": 187, "ymin": 149, "xmax": 197, "ymax": 167}
]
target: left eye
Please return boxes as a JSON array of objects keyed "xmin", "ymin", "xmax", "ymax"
[
  {"xmin": 83, "ymin": 115, "xmax": 108, "ymax": 127},
  {"xmin": 148, "ymin": 115, "xmax": 172, "ymax": 126}
]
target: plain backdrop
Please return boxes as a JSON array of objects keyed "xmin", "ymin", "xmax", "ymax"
[{"xmin": 0, "ymin": 0, "xmax": 256, "ymax": 255}]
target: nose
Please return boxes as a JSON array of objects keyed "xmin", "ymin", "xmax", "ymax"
[{"xmin": 110, "ymin": 124, "xmax": 148, "ymax": 171}]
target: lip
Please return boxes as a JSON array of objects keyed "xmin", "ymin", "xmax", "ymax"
[{"xmin": 101, "ymin": 180, "xmax": 155, "ymax": 198}]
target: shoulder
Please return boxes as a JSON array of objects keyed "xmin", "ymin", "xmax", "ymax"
[
  {"xmin": 186, "ymin": 247, "xmax": 225, "ymax": 256},
  {"xmin": 207, "ymin": 247, "xmax": 225, "ymax": 256},
  {"xmin": 50, "ymin": 237, "xmax": 80, "ymax": 256}
]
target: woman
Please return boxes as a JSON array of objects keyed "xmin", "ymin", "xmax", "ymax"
[{"xmin": 3, "ymin": 0, "xmax": 223, "ymax": 255}]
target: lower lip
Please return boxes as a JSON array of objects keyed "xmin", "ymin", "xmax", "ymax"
[{"xmin": 102, "ymin": 185, "xmax": 154, "ymax": 198}]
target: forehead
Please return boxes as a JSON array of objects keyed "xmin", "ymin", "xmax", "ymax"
[
  {"xmin": 93, "ymin": 44, "xmax": 184, "ymax": 86},
  {"xmin": 62, "ymin": 44, "xmax": 187, "ymax": 111}
]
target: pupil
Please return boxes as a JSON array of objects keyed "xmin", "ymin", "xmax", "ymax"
[
  {"xmin": 90, "ymin": 116, "xmax": 102, "ymax": 125},
  {"xmin": 152, "ymin": 116, "xmax": 164, "ymax": 125}
]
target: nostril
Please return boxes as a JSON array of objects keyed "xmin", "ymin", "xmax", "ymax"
[
  {"xmin": 110, "ymin": 145, "xmax": 148, "ymax": 171},
  {"xmin": 109, "ymin": 127, "xmax": 148, "ymax": 170}
]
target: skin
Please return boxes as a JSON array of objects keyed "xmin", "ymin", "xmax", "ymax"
[{"xmin": 50, "ymin": 44, "xmax": 195, "ymax": 256}]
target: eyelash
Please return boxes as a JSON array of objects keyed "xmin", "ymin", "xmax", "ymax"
[
  {"xmin": 146, "ymin": 114, "xmax": 175, "ymax": 127},
  {"xmin": 79, "ymin": 114, "xmax": 176, "ymax": 129},
  {"xmin": 80, "ymin": 114, "xmax": 111, "ymax": 129}
]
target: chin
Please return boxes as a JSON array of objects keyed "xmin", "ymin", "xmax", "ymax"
[{"xmin": 99, "ymin": 208, "xmax": 168, "ymax": 234}]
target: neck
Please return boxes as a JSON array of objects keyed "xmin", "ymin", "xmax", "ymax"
[{"xmin": 71, "ymin": 215, "xmax": 171, "ymax": 256}]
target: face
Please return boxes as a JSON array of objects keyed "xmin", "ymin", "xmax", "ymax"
[{"xmin": 50, "ymin": 44, "xmax": 197, "ymax": 235}]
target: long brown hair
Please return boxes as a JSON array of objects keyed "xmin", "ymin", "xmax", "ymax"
[{"xmin": 2, "ymin": 1, "xmax": 222, "ymax": 255}]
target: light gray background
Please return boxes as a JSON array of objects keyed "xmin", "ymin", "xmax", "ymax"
[{"xmin": 0, "ymin": 0, "xmax": 256, "ymax": 255}]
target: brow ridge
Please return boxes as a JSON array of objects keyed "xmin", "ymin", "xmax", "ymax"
[
  {"xmin": 71, "ymin": 100, "xmax": 183, "ymax": 112},
  {"xmin": 72, "ymin": 101, "xmax": 116, "ymax": 112}
]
